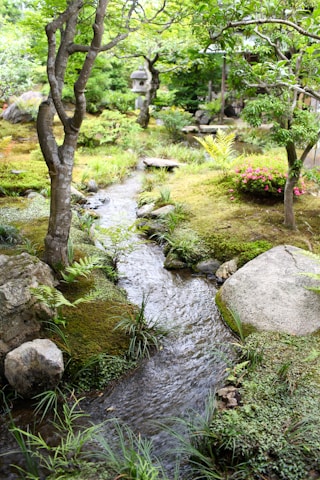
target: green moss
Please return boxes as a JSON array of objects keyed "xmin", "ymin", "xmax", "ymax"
[
  {"xmin": 0, "ymin": 119, "xmax": 37, "ymax": 141},
  {"xmin": 204, "ymin": 233, "xmax": 272, "ymax": 265},
  {"xmin": 0, "ymin": 159, "xmax": 49, "ymax": 194},
  {"xmin": 62, "ymin": 299, "xmax": 131, "ymax": 360}
]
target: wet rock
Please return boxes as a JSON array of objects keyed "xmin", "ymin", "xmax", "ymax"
[
  {"xmin": 217, "ymin": 245, "xmax": 320, "ymax": 335},
  {"xmin": 4, "ymin": 339, "xmax": 64, "ymax": 397},
  {"xmin": 194, "ymin": 258, "xmax": 221, "ymax": 275},
  {"xmin": 86, "ymin": 179, "xmax": 99, "ymax": 193},
  {"xmin": 164, "ymin": 252, "xmax": 188, "ymax": 270},
  {"xmin": 71, "ymin": 185, "xmax": 87, "ymax": 204},
  {"xmin": 136, "ymin": 203, "xmax": 156, "ymax": 218},
  {"xmin": 85, "ymin": 194, "xmax": 110, "ymax": 210},
  {"xmin": 150, "ymin": 205, "xmax": 175, "ymax": 218},
  {"xmin": 0, "ymin": 253, "xmax": 57, "ymax": 377},
  {"xmin": 215, "ymin": 258, "xmax": 238, "ymax": 282}
]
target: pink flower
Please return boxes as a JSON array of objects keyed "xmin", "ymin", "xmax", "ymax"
[
  {"xmin": 277, "ymin": 188, "xmax": 282, "ymax": 193},
  {"xmin": 264, "ymin": 185, "xmax": 269, "ymax": 191},
  {"xmin": 230, "ymin": 196, "xmax": 235, "ymax": 200},
  {"xmin": 229, "ymin": 189, "xmax": 234, "ymax": 192}
]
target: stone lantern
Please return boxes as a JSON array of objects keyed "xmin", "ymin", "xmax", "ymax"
[
  {"xmin": 130, "ymin": 66, "xmax": 148, "ymax": 94},
  {"xmin": 130, "ymin": 66, "xmax": 148, "ymax": 109}
]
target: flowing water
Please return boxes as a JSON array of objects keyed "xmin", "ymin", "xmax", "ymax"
[
  {"xmin": 0, "ymin": 166, "xmax": 234, "ymax": 478},
  {"xmin": 87, "ymin": 166, "xmax": 234, "ymax": 474}
]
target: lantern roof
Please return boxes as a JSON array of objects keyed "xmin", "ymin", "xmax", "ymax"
[{"xmin": 130, "ymin": 66, "xmax": 148, "ymax": 80}]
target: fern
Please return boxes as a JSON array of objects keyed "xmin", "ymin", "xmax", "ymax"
[
  {"xmin": 61, "ymin": 255, "xmax": 103, "ymax": 283},
  {"xmin": 31, "ymin": 285, "xmax": 74, "ymax": 310},
  {"xmin": 194, "ymin": 129, "xmax": 237, "ymax": 171}
]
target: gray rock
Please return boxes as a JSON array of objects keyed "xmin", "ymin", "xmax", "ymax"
[
  {"xmin": 150, "ymin": 205, "xmax": 175, "ymax": 218},
  {"xmin": 164, "ymin": 253, "xmax": 188, "ymax": 270},
  {"xmin": 136, "ymin": 203, "xmax": 156, "ymax": 218},
  {"xmin": 4, "ymin": 339, "xmax": 64, "ymax": 397},
  {"xmin": 71, "ymin": 185, "xmax": 87, "ymax": 204},
  {"xmin": 86, "ymin": 179, "xmax": 99, "ymax": 193},
  {"xmin": 194, "ymin": 258, "xmax": 221, "ymax": 275},
  {"xmin": 2, "ymin": 91, "xmax": 43, "ymax": 123},
  {"xmin": 0, "ymin": 253, "xmax": 57, "ymax": 376},
  {"xmin": 217, "ymin": 245, "xmax": 320, "ymax": 335},
  {"xmin": 215, "ymin": 258, "xmax": 238, "ymax": 281}
]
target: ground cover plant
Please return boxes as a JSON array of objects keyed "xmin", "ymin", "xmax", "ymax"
[{"xmin": 179, "ymin": 331, "xmax": 320, "ymax": 480}]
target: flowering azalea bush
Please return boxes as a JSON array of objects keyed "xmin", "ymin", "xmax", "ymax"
[{"xmin": 235, "ymin": 165, "xmax": 305, "ymax": 197}]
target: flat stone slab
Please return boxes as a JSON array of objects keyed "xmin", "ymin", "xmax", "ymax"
[
  {"xmin": 182, "ymin": 125, "xmax": 233, "ymax": 134},
  {"xmin": 143, "ymin": 157, "xmax": 182, "ymax": 169},
  {"xmin": 217, "ymin": 245, "xmax": 320, "ymax": 335}
]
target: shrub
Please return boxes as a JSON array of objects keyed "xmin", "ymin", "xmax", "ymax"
[
  {"xmin": 78, "ymin": 111, "xmax": 142, "ymax": 148},
  {"xmin": 154, "ymin": 107, "xmax": 193, "ymax": 141},
  {"xmin": 103, "ymin": 90, "xmax": 136, "ymax": 113},
  {"xmin": 236, "ymin": 164, "xmax": 306, "ymax": 197}
]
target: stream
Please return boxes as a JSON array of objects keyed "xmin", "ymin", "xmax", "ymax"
[
  {"xmin": 0, "ymin": 165, "xmax": 234, "ymax": 478},
  {"xmin": 87, "ymin": 165, "xmax": 234, "ymax": 475}
]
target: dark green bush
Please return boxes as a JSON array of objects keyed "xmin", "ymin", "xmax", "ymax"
[
  {"xmin": 154, "ymin": 107, "xmax": 193, "ymax": 141},
  {"xmin": 77, "ymin": 111, "xmax": 142, "ymax": 148}
]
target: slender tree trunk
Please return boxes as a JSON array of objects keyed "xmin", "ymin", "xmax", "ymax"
[
  {"xmin": 37, "ymin": 99, "xmax": 78, "ymax": 268},
  {"xmin": 220, "ymin": 55, "xmax": 226, "ymax": 123},
  {"xmin": 45, "ymin": 158, "xmax": 74, "ymax": 268},
  {"xmin": 137, "ymin": 54, "xmax": 160, "ymax": 129},
  {"xmin": 284, "ymin": 142, "xmax": 300, "ymax": 229}
]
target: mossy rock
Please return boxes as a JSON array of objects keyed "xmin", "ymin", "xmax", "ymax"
[{"xmin": 215, "ymin": 289, "xmax": 257, "ymax": 338}]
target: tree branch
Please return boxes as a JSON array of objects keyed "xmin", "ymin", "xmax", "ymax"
[
  {"xmin": 211, "ymin": 18, "xmax": 320, "ymax": 42},
  {"xmin": 253, "ymin": 27, "xmax": 288, "ymax": 62},
  {"xmin": 72, "ymin": 0, "xmax": 108, "ymax": 130}
]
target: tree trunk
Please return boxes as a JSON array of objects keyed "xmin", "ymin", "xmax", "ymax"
[
  {"xmin": 37, "ymin": 99, "xmax": 78, "ymax": 268},
  {"xmin": 137, "ymin": 54, "xmax": 160, "ymax": 129},
  {"xmin": 284, "ymin": 142, "xmax": 300, "ymax": 229},
  {"xmin": 44, "ymin": 158, "xmax": 74, "ymax": 268}
]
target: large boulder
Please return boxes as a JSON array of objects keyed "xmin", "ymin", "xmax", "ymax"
[
  {"xmin": 0, "ymin": 253, "xmax": 57, "ymax": 375},
  {"xmin": 217, "ymin": 245, "xmax": 320, "ymax": 336},
  {"xmin": 4, "ymin": 339, "xmax": 64, "ymax": 397},
  {"xmin": 2, "ymin": 91, "xmax": 43, "ymax": 123}
]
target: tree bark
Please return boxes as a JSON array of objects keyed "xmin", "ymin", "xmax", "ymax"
[
  {"xmin": 137, "ymin": 54, "xmax": 160, "ymax": 129},
  {"xmin": 284, "ymin": 142, "xmax": 299, "ymax": 229},
  {"xmin": 38, "ymin": 0, "xmax": 108, "ymax": 270}
]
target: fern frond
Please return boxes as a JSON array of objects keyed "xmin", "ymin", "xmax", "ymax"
[
  {"xmin": 61, "ymin": 255, "xmax": 103, "ymax": 283},
  {"xmin": 194, "ymin": 129, "xmax": 236, "ymax": 170},
  {"xmin": 31, "ymin": 285, "xmax": 74, "ymax": 309}
]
